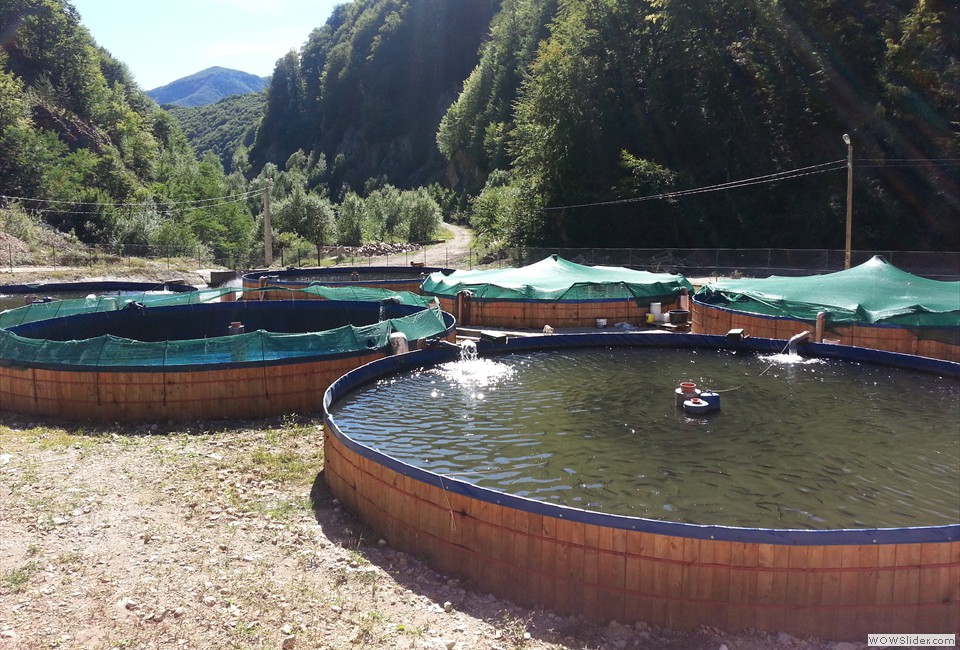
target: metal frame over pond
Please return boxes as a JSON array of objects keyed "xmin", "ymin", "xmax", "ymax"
[{"xmin": 322, "ymin": 333, "xmax": 959, "ymax": 641}]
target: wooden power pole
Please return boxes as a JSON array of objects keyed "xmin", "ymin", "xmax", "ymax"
[{"xmin": 263, "ymin": 182, "xmax": 273, "ymax": 267}]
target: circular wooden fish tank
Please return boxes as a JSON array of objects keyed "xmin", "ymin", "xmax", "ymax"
[
  {"xmin": 0, "ymin": 299, "xmax": 453, "ymax": 422},
  {"xmin": 322, "ymin": 333, "xmax": 959, "ymax": 641}
]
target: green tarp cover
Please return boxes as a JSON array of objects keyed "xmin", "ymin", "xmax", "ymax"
[
  {"xmin": 283, "ymin": 284, "xmax": 431, "ymax": 306},
  {"xmin": 420, "ymin": 255, "xmax": 693, "ymax": 302},
  {"xmin": 0, "ymin": 287, "xmax": 429, "ymax": 330},
  {"xmin": 0, "ymin": 288, "xmax": 234, "ymax": 329},
  {"xmin": 697, "ymin": 256, "xmax": 960, "ymax": 327},
  {"xmin": 0, "ymin": 307, "xmax": 447, "ymax": 368}
]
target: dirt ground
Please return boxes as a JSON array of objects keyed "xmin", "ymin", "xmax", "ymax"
[{"xmin": 0, "ymin": 231, "xmax": 872, "ymax": 650}]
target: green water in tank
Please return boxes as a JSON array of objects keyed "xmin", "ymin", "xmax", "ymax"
[{"xmin": 330, "ymin": 347, "xmax": 960, "ymax": 529}]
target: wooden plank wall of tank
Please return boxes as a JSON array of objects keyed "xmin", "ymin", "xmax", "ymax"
[
  {"xmin": 431, "ymin": 295, "xmax": 683, "ymax": 329},
  {"xmin": 692, "ymin": 302, "xmax": 960, "ymax": 362},
  {"xmin": 0, "ymin": 352, "xmax": 385, "ymax": 421},
  {"xmin": 324, "ymin": 428, "xmax": 960, "ymax": 640}
]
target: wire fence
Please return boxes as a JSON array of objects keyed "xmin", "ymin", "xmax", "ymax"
[
  {"xmin": 2, "ymin": 243, "xmax": 957, "ymax": 282},
  {"xmin": 0, "ymin": 242, "xmax": 440, "ymax": 274}
]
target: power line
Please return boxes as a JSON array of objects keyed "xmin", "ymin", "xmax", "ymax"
[
  {"xmin": 0, "ymin": 189, "xmax": 261, "ymax": 209},
  {"xmin": 540, "ymin": 160, "xmax": 846, "ymax": 212},
  {"xmin": 538, "ymin": 157, "xmax": 957, "ymax": 212}
]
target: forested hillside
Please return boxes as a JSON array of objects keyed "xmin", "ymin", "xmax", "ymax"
[
  {"xmin": 248, "ymin": 0, "xmax": 502, "ymax": 194},
  {"xmin": 250, "ymin": 0, "xmax": 957, "ymax": 251},
  {"xmin": 439, "ymin": 0, "xmax": 959, "ymax": 250},
  {"xmin": 168, "ymin": 92, "xmax": 265, "ymax": 172},
  {"xmin": 0, "ymin": 0, "xmax": 255, "ymax": 265},
  {"xmin": 2, "ymin": 0, "xmax": 957, "ymax": 263}
]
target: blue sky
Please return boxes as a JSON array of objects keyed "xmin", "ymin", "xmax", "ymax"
[{"xmin": 70, "ymin": 0, "xmax": 341, "ymax": 90}]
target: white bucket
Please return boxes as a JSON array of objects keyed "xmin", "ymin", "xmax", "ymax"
[
  {"xmin": 651, "ymin": 302, "xmax": 662, "ymax": 322},
  {"xmin": 596, "ymin": 318, "xmax": 607, "ymax": 328}
]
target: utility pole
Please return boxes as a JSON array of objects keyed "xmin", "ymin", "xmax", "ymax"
[
  {"xmin": 843, "ymin": 133, "xmax": 853, "ymax": 269},
  {"xmin": 262, "ymin": 181, "xmax": 273, "ymax": 267}
]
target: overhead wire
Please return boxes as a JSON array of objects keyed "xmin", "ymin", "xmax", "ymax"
[
  {"xmin": 537, "ymin": 157, "xmax": 955, "ymax": 212},
  {"xmin": 0, "ymin": 189, "xmax": 262, "ymax": 218}
]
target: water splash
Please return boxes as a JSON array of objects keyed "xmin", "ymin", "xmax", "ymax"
[
  {"xmin": 759, "ymin": 352, "xmax": 825, "ymax": 366},
  {"xmin": 431, "ymin": 340, "xmax": 515, "ymax": 390}
]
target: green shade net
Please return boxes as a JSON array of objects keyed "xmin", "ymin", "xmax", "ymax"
[
  {"xmin": 421, "ymin": 255, "xmax": 693, "ymax": 302},
  {"xmin": 0, "ymin": 288, "xmax": 448, "ymax": 369},
  {"xmin": 269, "ymin": 284, "xmax": 432, "ymax": 306},
  {"xmin": 0, "ymin": 288, "xmax": 235, "ymax": 329},
  {"xmin": 0, "ymin": 310, "xmax": 447, "ymax": 368},
  {"xmin": 0, "ymin": 286, "xmax": 430, "ymax": 330},
  {"xmin": 696, "ymin": 256, "xmax": 960, "ymax": 328}
]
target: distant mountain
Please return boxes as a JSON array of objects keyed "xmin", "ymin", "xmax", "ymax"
[{"xmin": 147, "ymin": 67, "xmax": 269, "ymax": 107}]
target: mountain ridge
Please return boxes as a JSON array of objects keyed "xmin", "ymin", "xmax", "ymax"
[{"xmin": 147, "ymin": 66, "xmax": 269, "ymax": 107}]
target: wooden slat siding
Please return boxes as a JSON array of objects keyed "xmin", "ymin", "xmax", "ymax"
[
  {"xmin": 949, "ymin": 544, "xmax": 960, "ymax": 634},
  {"xmin": 581, "ymin": 521, "xmax": 602, "ymax": 620},
  {"xmin": 623, "ymin": 531, "xmax": 645, "ymax": 624},
  {"xmin": 739, "ymin": 542, "xmax": 762, "ymax": 630},
  {"xmin": 710, "ymin": 540, "xmax": 734, "ymax": 632},
  {"xmin": 550, "ymin": 518, "xmax": 581, "ymax": 615},
  {"xmin": 325, "ymin": 435, "xmax": 959, "ymax": 639},
  {"xmin": 855, "ymin": 545, "xmax": 881, "ymax": 634},
  {"xmin": 0, "ymin": 365, "xmax": 32, "ymax": 413},
  {"xmin": 0, "ymin": 351, "xmax": 384, "ymax": 422},
  {"xmin": 597, "ymin": 526, "xmax": 627, "ymax": 623},
  {"xmin": 918, "ymin": 543, "xmax": 949, "ymax": 633},
  {"xmin": 538, "ymin": 516, "xmax": 562, "ymax": 611},
  {"xmin": 679, "ymin": 537, "xmax": 702, "ymax": 628},
  {"xmin": 893, "ymin": 543, "xmax": 923, "ymax": 633},
  {"xmin": 694, "ymin": 303, "xmax": 960, "ymax": 361},
  {"xmin": 655, "ymin": 534, "xmax": 684, "ymax": 628},
  {"xmin": 479, "ymin": 500, "xmax": 510, "ymax": 595},
  {"xmin": 633, "ymin": 532, "xmax": 657, "ymax": 624},
  {"xmin": 103, "ymin": 371, "xmax": 165, "ymax": 421},
  {"xmin": 514, "ymin": 513, "xmax": 547, "ymax": 604},
  {"xmin": 798, "ymin": 545, "xmax": 825, "ymax": 637},
  {"xmin": 693, "ymin": 538, "xmax": 717, "ymax": 626},
  {"xmin": 444, "ymin": 298, "xmax": 681, "ymax": 329}
]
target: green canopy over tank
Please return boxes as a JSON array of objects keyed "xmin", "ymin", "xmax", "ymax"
[
  {"xmin": 420, "ymin": 255, "xmax": 693, "ymax": 302},
  {"xmin": 696, "ymin": 256, "xmax": 960, "ymax": 327}
]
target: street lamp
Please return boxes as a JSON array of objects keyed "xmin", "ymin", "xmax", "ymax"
[{"xmin": 843, "ymin": 133, "xmax": 853, "ymax": 269}]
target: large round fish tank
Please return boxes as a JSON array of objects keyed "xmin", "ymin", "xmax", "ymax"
[
  {"xmin": 0, "ymin": 299, "xmax": 453, "ymax": 422},
  {"xmin": 322, "ymin": 333, "xmax": 959, "ymax": 640},
  {"xmin": 242, "ymin": 266, "xmax": 453, "ymax": 297}
]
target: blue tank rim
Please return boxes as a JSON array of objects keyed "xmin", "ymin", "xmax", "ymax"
[{"xmin": 322, "ymin": 332, "xmax": 960, "ymax": 546}]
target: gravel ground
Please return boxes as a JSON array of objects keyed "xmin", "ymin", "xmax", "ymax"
[{"xmin": 0, "ymin": 416, "xmax": 870, "ymax": 650}]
